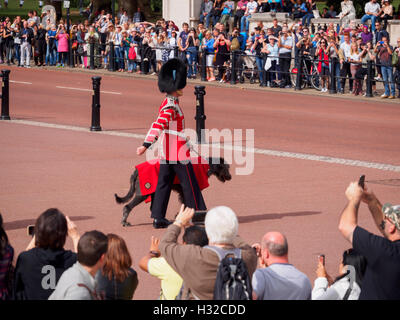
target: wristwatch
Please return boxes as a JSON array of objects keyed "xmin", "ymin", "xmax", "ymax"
[{"xmin": 149, "ymin": 250, "xmax": 160, "ymax": 257}]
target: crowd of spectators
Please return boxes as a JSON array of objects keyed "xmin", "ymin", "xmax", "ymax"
[
  {"xmin": 1, "ymin": 179, "xmax": 400, "ymax": 300},
  {"xmin": 0, "ymin": 1, "xmax": 400, "ymax": 97}
]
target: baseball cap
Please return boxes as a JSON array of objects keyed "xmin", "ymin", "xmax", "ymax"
[{"xmin": 382, "ymin": 203, "xmax": 400, "ymax": 231}]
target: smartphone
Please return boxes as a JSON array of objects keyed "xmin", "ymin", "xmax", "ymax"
[
  {"xmin": 318, "ymin": 254, "xmax": 325, "ymax": 266},
  {"xmin": 27, "ymin": 224, "xmax": 35, "ymax": 237},
  {"xmin": 358, "ymin": 175, "xmax": 365, "ymax": 190},
  {"xmin": 379, "ymin": 41, "xmax": 384, "ymax": 45},
  {"xmin": 192, "ymin": 210, "xmax": 207, "ymax": 224}
]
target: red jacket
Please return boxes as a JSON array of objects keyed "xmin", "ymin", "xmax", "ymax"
[
  {"xmin": 143, "ymin": 96, "xmax": 190, "ymax": 161},
  {"xmin": 136, "ymin": 157, "xmax": 210, "ymax": 202}
]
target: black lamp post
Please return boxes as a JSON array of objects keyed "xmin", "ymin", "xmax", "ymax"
[{"xmin": 112, "ymin": 0, "xmax": 116, "ymax": 24}]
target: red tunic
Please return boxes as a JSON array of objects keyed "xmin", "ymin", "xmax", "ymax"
[
  {"xmin": 136, "ymin": 157, "xmax": 210, "ymax": 203},
  {"xmin": 143, "ymin": 95, "xmax": 190, "ymax": 161}
]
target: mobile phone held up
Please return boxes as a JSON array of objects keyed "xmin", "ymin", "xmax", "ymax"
[
  {"xmin": 318, "ymin": 254, "xmax": 325, "ymax": 266},
  {"xmin": 358, "ymin": 175, "xmax": 365, "ymax": 190},
  {"xmin": 27, "ymin": 225, "xmax": 35, "ymax": 237}
]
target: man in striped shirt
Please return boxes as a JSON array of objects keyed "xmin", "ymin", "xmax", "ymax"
[{"xmin": 137, "ymin": 59, "xmax": 207, "ymax": 229}]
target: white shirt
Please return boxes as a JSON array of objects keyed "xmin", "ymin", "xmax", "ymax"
[
  {"xmin": 114, "ymin": 32, "xmax": 122, "ymax": 45},
  {"xmin": 312, "ymin": 276, "xmax": 361, "ymax": 300},
  {"xmin": 246, "ymin": 1, "xmax": 258, "ymax": 14},
  {"xmin": 364, "ymin": 1, "xmax": 380, "ymax": 14},
  {"xmin": 340, "ymin": 41, "xmax": 351, "ymax": 59},
  {"xmin": 279, "ymin": 36, "xmax": 293, "ymax": 54}
]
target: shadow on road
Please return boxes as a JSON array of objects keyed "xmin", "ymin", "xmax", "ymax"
[
  {"xmin": 4, "ymin": 216, "xmax": 94, "ymax": 231},
  {"xmin": 238, "ymin": 211, "xmax": 321, "ymax": 224}
]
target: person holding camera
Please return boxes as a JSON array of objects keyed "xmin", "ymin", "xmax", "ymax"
[
  {"xmin": 252, "ymin": 31, "xmax": 267, "ymax": 86},
  {"xmin": 354, "ymin": 41, "xmax": 376, "ymax": 96},
  {"xmin": 186, "ymin": 28, "xmax": 200, "ymax": 79},
  {"xmin": 214, "ymin": 32, "xmax": 230, "ymax": 82},
  {"xmin": 262, "ymin": 35, "xmax": 279, "ymax": 87},
  {"xmin": 201, "ymin": 30, "xmax": 216, "ymax": 81},
  {"xmin": 338, "ymin": 181, "xmax": 400, "ymax": 299},
  {"xmin": 139, "ymin": 226, "xmax": 208, "ymax": 300},
  {"xmin": 85, "ymin": 25, "xmax": 99, "ymax": 68},
  {"xmin": 374, "ymin": 36, "xmax": 395, "ymax": 98},
  {"xmin": 252, "ymin": 231, "xmax": 311, "ymax": 300},
  {"xmin": 315, "ymin": 38, "xmax": 330, "ymax": 92},
  {"xmin": 46, "ymin": 24, "xmax": 57, "ymax": 66},
  {"xmin": 14, "ymin": 208, "xmax": 80, "ymax": 300},
  {"xmin": 159, "ymin": 205, "xmax": 257, "ymax": 300},
  {"xmin": 312, "ymin": 249, "xmax": 366, "ymax": 300},
  {"xmin": 12, "ymin": 23, "xmax": 23, "ymax": 67},
  {"xmin": 278, "ymin": 27, "xmax": 293, "ymax": 88},
  {"xmin": 55, "ymin": 24, "xmax": 69, "ymax": 67}
]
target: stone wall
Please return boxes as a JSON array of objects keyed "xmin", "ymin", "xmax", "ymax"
[
  {"xmin": 163, "ymin": 0, "xmax": 203, "ymax": 29},
  {"xmin": 249, "ymin": 13, "xmax": 400, "ymax": 47}
]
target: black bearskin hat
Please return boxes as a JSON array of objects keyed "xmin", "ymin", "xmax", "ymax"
[{"xmin": 158, "ymin": 58, "xmax": 187, "ymax": 93}]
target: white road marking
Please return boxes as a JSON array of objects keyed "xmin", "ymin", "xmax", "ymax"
[
  {"xmin": 55, "ymin": 86, "xmax": 122, "ymax": 95},
  {"xmin": 3, "ymin": 119, "xmax": 400, "ymax": 173},
  {"xmin": 10, "ymin": 80, "xmax": 33, "ymax": 85}
]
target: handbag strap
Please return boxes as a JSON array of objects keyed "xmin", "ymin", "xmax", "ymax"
[{"xmin": 342, "ymin": 276, "xmax": 353, "ymax": 300}]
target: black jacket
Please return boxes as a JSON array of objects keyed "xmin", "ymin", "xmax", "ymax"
[
  {"xmin": 96, "ymin": 268, "xmax": 138, "ymax": 300},
  {"xmin": 21, "ymin": 27, "xmax": 34, "ymax": 45},
  {"xmin": 14, "ymin": 247, "xmax": 76, "ymax": 300}
]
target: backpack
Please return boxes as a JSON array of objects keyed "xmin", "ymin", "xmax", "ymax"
[
  {"xmin": 205, "ymin": 246, "xmax": 252, "ymax": 300},
  {"xmin": 128, "ymin": 46, "xmax": 137, "ymax": 60},
  {"xmin": 231, "ymin": 37, "xmax": 240, "ymax": 51},
  {"xmin": 392, "ymin": 50, "xmax": 399, "ymax": 67}
]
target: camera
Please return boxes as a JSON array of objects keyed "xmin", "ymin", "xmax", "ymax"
[
  {"xmin": 27, "ymin": 225, "xmax": 35, "ymax": 237},
  {"xmin": 192, "ymin": 210, "xmax": 207, "ymax": 224}
]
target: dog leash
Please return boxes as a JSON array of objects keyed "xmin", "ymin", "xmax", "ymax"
[{"xmin": 149, "ymin": 130, "xmax": 204, "ymax": 159}]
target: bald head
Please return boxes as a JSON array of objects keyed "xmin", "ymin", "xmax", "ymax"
[{"xmin": 261, "ymin": 232, "xmax": 288, "ymax": 257}]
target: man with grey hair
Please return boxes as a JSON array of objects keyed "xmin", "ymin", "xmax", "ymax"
[
  {"xmin": 20, "ymin": 20, "xmax": 34, "ymax": 68},
  {"xmin": 252, "ymin": 232, "xmax": 311, "ymax": 300},
  {"xmin": 159, "ymin": 205, "xmax": 257, "ymax": 300},
  {"xmin": 339, "ymin": 181, "xmax": 400, "ymax": 299}
]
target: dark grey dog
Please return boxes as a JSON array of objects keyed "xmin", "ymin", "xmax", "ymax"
[{"xmin": 115, "ymin": 157, "xmax": 232, "ymax": 226}]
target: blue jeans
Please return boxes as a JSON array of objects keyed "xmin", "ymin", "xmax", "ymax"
[
  {"xmin": 186, "ymin": 46, "xmax": 197, "ymax": 77},
  {"xmin": 46, "ymin": 45, "xmax": 56, "ymax": 65},
  {"xmin": 128, "ymin": 59, "xmax": 136, "ymax": 72},
  {"xmin": 212, "ymin": 14, "xmax": 221, "ymax": 27},
  {"xmin": 361, "ymin": 15, "xmax": 378, "ymax": 32},
  {"xmin": 267, "ymin": 60, "xmax": 277, "ymax": 82},
  {"xmin": 114, "ymin": 46, "xmax": 125, "ymax": 70},
  {"xmin": 302, "ymin": 13, "xmax": 314, "ymax": 26},
  {"xmin": 255, "ymin": 56, "xmax": 264, "ymax": 84},
  {"xmin": 381, "ymin": 65, "xmax": 395, "ymax": 96},
  {"xmin": 329, "ymin": 59, "xmax": 341, "ymax": 92},
  {"xmin": 200, "ymin": 12, "xmax": 212, "ymax": 29},
  {"xmin": 240, "ymin": 15, "xmax": 251, "ymax": 32},
  {"xmin": 14, "ymin": 44, "xmax": 21, "ymax": 65}
]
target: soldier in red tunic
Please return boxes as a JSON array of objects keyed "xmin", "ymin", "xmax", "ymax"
[{"xmin": 136, "ymin": 59, "xmax": 207, "ymax": 229}]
